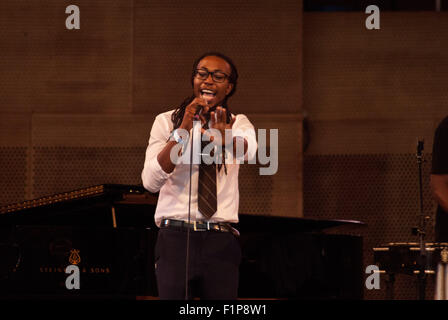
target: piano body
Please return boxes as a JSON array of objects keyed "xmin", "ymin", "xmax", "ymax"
[
  {"xmin": 0, "ymin": 184, "xmax": 159, "ymax": 299},
  {"xmin": 0, "ymin": 184, "xmax": 364, "ymax": 299}
]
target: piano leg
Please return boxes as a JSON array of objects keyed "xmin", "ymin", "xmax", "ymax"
[
  {"xmin": 416, "ymin": 272, "xmax": 427, "ymax": 300},
  {"xmin": 385, "ymin": 273, "xmax": 395, "ymax": 300}
]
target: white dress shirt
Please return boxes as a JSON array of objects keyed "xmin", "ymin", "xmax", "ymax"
[{"xmin": 141, "ymin": 109, "xmax": 257, "ymax": 227}]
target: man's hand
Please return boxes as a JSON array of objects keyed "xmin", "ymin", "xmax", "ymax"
[
  {"xmin": 204, "ymin": 106, "xmax": 236, "ymax": 146},
  {"xmin": 180, "ymin": 97, "xmax": 211, "ymax": 131}
]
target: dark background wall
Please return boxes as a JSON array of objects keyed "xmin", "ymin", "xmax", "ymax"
[{"xmin": 1, "ymin": 1, "xmax": 447, "ymax": 300}]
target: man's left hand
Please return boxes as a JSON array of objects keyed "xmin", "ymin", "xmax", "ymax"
[{"xmin": 202, "ymin": 106, "xmax": 236, "ymax": 146}]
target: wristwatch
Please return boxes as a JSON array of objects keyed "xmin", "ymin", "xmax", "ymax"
[{"xmin": 171, "ymin": 129, "xmax": 185, "ymax": 144}]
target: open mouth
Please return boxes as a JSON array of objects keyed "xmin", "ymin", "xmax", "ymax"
[{"xmin": 200, "ymin": 89, "xmax": 216, "ymax": 102}]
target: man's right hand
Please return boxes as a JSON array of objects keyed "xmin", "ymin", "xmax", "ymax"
[
  {"xmin": 157, "ymin": 97, "xmax": 211, "ymax": 174},
  {"xmin": 179, "ymin": 97, "xmax": 211, "ymax": 131}
]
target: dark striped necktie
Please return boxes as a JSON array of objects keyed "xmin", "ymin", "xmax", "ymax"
[{"xmin": 198, "ymin": 123, "xmax": 217, "ymax": 219}]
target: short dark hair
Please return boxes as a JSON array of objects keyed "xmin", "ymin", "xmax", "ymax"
[{"xmin": 190, "ymin": 52, "xmax": 238, "ymax": 99}]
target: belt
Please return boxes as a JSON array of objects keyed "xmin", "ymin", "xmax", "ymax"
[{"xmin": 160, "ymin": 219, "xmax": 239, "ymax": 236}]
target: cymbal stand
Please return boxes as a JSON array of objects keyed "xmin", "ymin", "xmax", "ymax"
[{"xmin": 413, "ymin": 139, "xmax": 428, "ymax": 300}]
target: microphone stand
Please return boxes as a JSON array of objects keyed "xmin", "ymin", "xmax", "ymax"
[
  {"xmin": 185, "ymin": 124, "xmax": 193, "ymax": 300},
  {"xmin": 185, "ymin": 112, "xmax": 203, "ymax": 300},
  {"xmin": 413, "ymin": 139, "xmax": 428, "ymax": 300},
  {"xmin": 185, "ymin": 102, "xmax": 209, "ymax": 300}
]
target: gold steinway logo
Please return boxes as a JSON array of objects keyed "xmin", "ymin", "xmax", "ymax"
[{"xmin": 68, "ymin": 249, "xmax": 81, "ymax": 265}]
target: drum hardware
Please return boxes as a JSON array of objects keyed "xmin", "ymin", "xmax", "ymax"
[
  {"xmin": 435, "ymin": 247, "xmax": 448, "ymax": 300},
  {"xmin": 373, "ymin": 242, "xmax": 448, "ymax": 299},
  {"xmin": 370, "ymin": 140, "xmax": 431, "ymax": 299},
  {"xmin": 412, "ymin": 139, "xmax": 429, "ymax": 300}
]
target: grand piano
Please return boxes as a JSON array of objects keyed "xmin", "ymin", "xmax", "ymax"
[{"xmin": 0, "ymin": 184, "xmax": 364, "ymax": 299}]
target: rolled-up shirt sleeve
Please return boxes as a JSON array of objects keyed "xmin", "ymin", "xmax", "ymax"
[
  {"xmin": 232, "ymin": 114, "xmax": 257, "ymax": 162},
  {"xmin": 141, "ymin": 114, "xmax": 174, "ymax": 193}
]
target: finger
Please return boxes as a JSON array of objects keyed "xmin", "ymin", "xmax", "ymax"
[
  {"xmin": 190, "ymin": 98, "xmax": 205, "ymax": 111},
  {"xmin": 220, "ymin": 107, "xmax": 226, "ymax": 123},
  {"xmin": 186, "ymin": 104, "xmax": 198, "ymax": 116},
  {"xmin": 210, "ymin": 111, "xmax": 216, "ymax": 127},
  {"xmin": 212, "ymin": 108, "xmax": 218, "ymax": 124},
  {"xmin": 215, "ymin": 107, "xmax": 220, "ymax": 122},
  {"xmin": 195, "ymin": 102, "xmax": 204, "ymax": 114},
  {"xmin": 215, "ymin": 107, "xmax": 221, "ymax": 123},
  {"xmin": 230, "ymin": 115, "xmax": 236, "ymax": 126},
  {"xmin": 191, "ymin": 102, "xmax": 206, "ymax": 119},
  {"xmin": 197, "ymin": 97, "xmax": 210, "ymax": 109}
]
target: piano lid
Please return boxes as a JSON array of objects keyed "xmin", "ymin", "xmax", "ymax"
[
  {"xmin": 0, "ymin": 184, "xmax": 157, "ymax": 215},
  {"xmin": 238, "ymin": 214, "xmax": 365, "ymax": 233},
  {"xmin": 0, "ymin": 184, "xmax": 365, "ymax": 233}
]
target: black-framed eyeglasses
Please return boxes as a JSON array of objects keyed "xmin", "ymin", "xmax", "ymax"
[{"xmin": 194, "ymin": 69, "xmax": 229, "ymax": 83}]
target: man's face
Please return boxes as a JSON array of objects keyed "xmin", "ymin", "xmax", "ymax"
[{"xmin": 193, "ymin": 56, "xmax": 233, "ymax": 108}]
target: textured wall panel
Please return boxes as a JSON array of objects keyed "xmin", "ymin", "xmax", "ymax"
[
  {"xmin": 240, "ymin": 114, "xmax": 302, "ymax": 217},
  {"xmin": 238, "ymin": 164, "xmax": 274, "ymax": 215},
  {"xmin": 0, "ymin": 114, "xmax": 31, "ymax": 147},
  {"xmin": 304, "ymin": 12, "xmax": 448, "ymax": 122},
  {"xmin": 303, "ymin": 12, "xmax": 447, "ymax": 299},
  {"xmin": 0, "ymin": 147, "xmax": 27, "ymax": 206},
  {"xmin": 304, "ymin": 153, "xmax": 436, "ymax": 299},
  {"xmin": 31, "ymin": 114, "xmax": 157, "ymax": 147},
  {"xmin": 306, "ymin": 119, "xmax": 438, "ymax": 155},
  {"xmin": 0, "ymin": 1, "xmax": 132, "ymax": 114},
  {"xmin": 133, "ymin": 0, "xmax": 303, "ymax": 115},
  {"xmin": 33, "ymin": 147, "xmax": 145, "ymax": 198}
]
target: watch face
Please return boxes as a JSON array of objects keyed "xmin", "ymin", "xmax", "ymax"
[{"xmin": 173, "ymin": 129, "xmax": 183, "ymax": 143}]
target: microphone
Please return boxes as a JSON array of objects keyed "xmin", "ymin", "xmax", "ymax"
[
  {"xmin": 194, "ymin": 106, "xmax": 202, "ymax": 120},
  {"xmin": 194, "ymin": 95, "xmax": 212, "ymax": 120}
]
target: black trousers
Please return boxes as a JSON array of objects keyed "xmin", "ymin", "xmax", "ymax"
[{"xmin": 154, "ymin": 227, "xmax": 241, "ymax": 300}]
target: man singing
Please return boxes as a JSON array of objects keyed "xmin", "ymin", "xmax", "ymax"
[{"xmin": 141, "ymin": 52, "xmax": 257, "ymax": 299}]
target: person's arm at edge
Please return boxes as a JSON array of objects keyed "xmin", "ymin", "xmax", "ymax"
[{"xmin": 431, "ymin": 174, "xmax": 448, "ymax": 213}]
